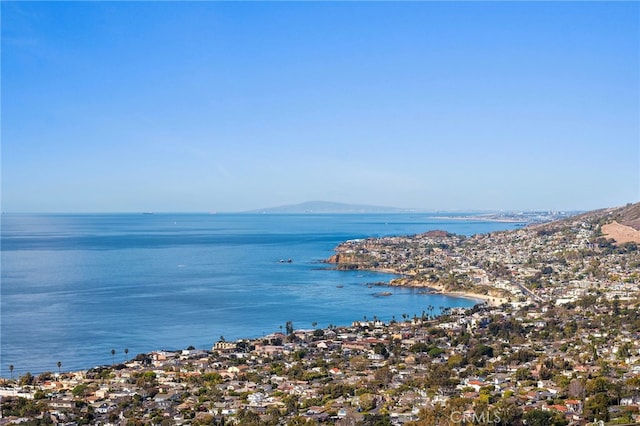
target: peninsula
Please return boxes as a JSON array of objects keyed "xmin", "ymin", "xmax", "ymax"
[{"xmin": 325, "ymin": 203, "xmax": 640, "ymax": 309}]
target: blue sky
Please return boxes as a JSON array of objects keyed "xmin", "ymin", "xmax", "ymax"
[{"xmin": 2, "ymin": 1, "xmax": 638, "ymax": 212}]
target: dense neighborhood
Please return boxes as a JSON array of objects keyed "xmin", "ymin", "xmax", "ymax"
[{"xmin": 2, "ymin": 203, "xmax": 640, "ymax": 425}]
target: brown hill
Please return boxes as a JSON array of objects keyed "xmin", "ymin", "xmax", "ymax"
[
  {"xmin": 534, "ymin": 201, "xmax": 640, "ymax": 244},
  {"xmin": 565, "ymin": 201, "xmax": 640, "ymax": 229},
  {"xmin": 599, "ymin": 202, "xmax": 640, "ymax": 243},
  {"xmin": 615, "ymin": 202, "xmax": 640, "ymax": 230}
]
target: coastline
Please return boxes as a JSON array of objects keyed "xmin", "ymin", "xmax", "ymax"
[
  {"xmin": 328, "ymin": 261, "xmax": 506, "ymax": 308},
  {"xmin": 4, "ymin": 214, "xmax": 521, "ymax": 378},
  {"xmin": 431, "ymin": 215, "xmax": 528, "ymax": 224},
  {"xmin": 387, "ymin": 277, "xmax": 507, "ymax": 307}
]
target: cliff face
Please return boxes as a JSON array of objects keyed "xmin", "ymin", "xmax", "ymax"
[
  {"xmin": 326, "ymin": 253, "xmax": 346, "ymax": 264},
  {"xmin": 325, "ymin": 252, "xmax": 370, "ymax": 270}
]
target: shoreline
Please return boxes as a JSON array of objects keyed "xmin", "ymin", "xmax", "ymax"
[
  {"xmin": 0, "ymin": 276, "xmax": 496, "ymax": 379},
  {"xmin": 388, "ymin": 277, "xmax": 507, "ymax": 307},
  {"xmin": 327, "ymin": 262, "xmax": 507, "ymax": 307},
  {"xmin": 431, "ymin": 215, "xmax": 529, "ymax": 224}
]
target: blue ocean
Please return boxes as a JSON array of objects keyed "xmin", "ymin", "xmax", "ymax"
[{"xmin": 1, "ymin": 213, "xmax": 520, "ymax": 377}]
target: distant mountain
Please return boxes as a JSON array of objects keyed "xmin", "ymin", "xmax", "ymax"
[{"xmin": 245, "ymin": 201, "xmax": 413, "ymax": 214}]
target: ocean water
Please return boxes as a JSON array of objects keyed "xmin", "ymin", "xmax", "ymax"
[{"xmin": 1, "ymin": 213, "xmax": 521, "ymax": 377}]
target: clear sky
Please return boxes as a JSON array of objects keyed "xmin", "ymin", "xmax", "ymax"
[{"xmin": 2, "ymin": 1, "xmax": 638, "ymax": 213}]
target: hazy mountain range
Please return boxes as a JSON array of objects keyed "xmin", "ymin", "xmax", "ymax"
[{"xmin": 244, "ymin": 201, "xmax": 414, "ymax": 214}]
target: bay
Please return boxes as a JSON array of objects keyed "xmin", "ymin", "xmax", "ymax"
[{"xmin": 1, "ymin": 213, "xmax": 521, "ymax": 377}]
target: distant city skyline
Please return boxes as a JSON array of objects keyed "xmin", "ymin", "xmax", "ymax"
[{"xmin": 2, "ymin": 2, "xmax": 638, "ymax": 213}]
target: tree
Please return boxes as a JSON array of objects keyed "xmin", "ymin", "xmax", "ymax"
[
  {"xmin": 57, "ymin": 361, "xmax": 62, "ymax": 374},
  {"xmin": 492, "ymin": 398, "xmax": 523, "ymax": 425},
  {"xmin": 235, "ymin": 408, "xmax": 261, "ymax": 425},
  {"xmin": 373, "ymin": 342, "xmax": 389, "ymax": 359},
  {"xmin": 283, "ymin": 394, "xmax": 299, "ymax": 414},
  {"xmin": 586, "ymin": 376, "xmax": 609, "ymax": 396},
  {"xmin": 468, "ymin": 344, "xmax": 494, "ymax": 366},
  {"xmin": 286, "ymin": 320, "xmax": 294, "ymax": 335},
  {"xmin": 72, "ymin": 383, "xmax": 89, "ymax": 397},
  {"xmin": 19, "ymin": 372, "xmax": 34, "ymax": 386},
  {"xmin": 617, "ymin": 342, "xmax": 631, "ymax": 360},
  {"xmin": 411, "ymin": 403, "xmax": 449, "ymax": 425},
  {"xmin": 9, "ymin": 364, "xmax": 14, "ymax": 379},
  {"xmin": 124, "ymin": 348, "xmax": 129, "ymax": 362},
  {"xmin": 111, "ymin": 349, "xmax": 116, "ymax": 365},
  {"xmin": 523, "ymin": 409, "xmax": 553, "ymax": 426},
  {"xmin": 360, "ymin": 413, "xmax": 392, "ymax": 426},
  {"xmin": 349, "ymin": 355, "xmax": 370, "ymax": 371},
  {"xmin": 358, "ymin": 393, "xmax": 376, "ymax": 411},
  {"xmin": 373, "ymin": 366, "xmax": 393, "ymax": 387},
  {"xmin": 585, "ymin": 392, "xmax": 609, "ymax": 422},
  {"xmin": 568, "ymin": 378, "xmax": 585, "ymax": 399},
  {"xmin": 267, "ymin": 405, "xmax": 283, "ymax": 423}
]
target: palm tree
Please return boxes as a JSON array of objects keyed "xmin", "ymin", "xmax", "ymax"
[
  {"xmin": 9, "ymin": 364, "xmax": 14, "ymax": 379},
  {"xmin": 124, "ymin": 348, "xmax": 129, "ymax": 362},
  {"xmin": 111, "ymin": 349, "xmax": 116, "ymax": 365},
  {"xmin": 57, "ymin": 361, "xmax": 61, "ymax": 374}
]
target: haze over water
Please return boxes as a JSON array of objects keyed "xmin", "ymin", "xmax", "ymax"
[{"xmin": 1, "ymin": 213, "xmax": 521, "ymax": 376}]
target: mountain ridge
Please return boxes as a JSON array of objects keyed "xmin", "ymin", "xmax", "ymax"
[
  {"xmin": 529, "ymin": 201, "xmax": 640, "ymax": 244},
  {"xmin": 244, "ymin": 201, "xmax": 415, "ymax": 214},
  {"xmin": 542, "ymin": 201, "xmax": 640, "ymax": 230}
]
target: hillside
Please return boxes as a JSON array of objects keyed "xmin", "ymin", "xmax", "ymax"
[
  {"xmin": 553, "ymin": 201, "xmax": 640, "ymax": 244},
  {"xmin": 615, "ymin": 201, "xmax": 640, "ymax": 230},
  {"xmin": 4, "ymin": 201, "xmax": 640, "ymax": 425},
  {"xmin": 559, "ymin": 201, "xmax": 640, "ymax": 230},
  {"xmin": 326, "ymin": 200, "xmax": 640, "ymax": 306}
]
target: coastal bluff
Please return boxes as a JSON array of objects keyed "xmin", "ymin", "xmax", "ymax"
[{"xmin": 324, "ymin": 202, "xmax": 640, "ymax": 307}]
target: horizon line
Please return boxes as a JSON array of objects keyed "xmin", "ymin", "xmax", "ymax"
[{"xmin": 1, "ymin": 208, "xmax": 589, "ymax": 215}]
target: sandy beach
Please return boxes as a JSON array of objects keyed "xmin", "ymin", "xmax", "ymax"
[{"xmin": 387, "ymin": 276, "xmax": 508, "ymax": 307}]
